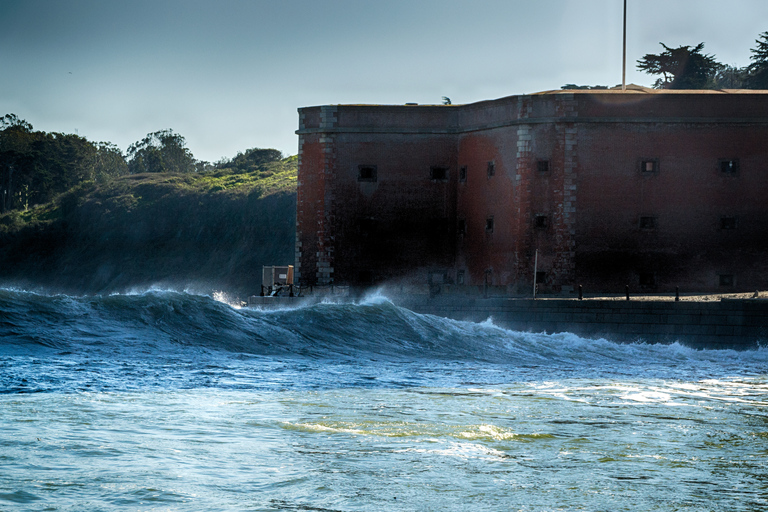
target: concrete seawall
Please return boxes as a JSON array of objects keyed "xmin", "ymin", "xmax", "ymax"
[
  {"xmin": 248, "ymin": 294, "xmax": 768, "ymax": 349},
  {"xmin": 396, "ymin": 297, "xmax": 768, "ymax": 349}
]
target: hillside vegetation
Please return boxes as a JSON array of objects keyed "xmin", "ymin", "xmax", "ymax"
[{"xmin": 0, "ymin": 154, "xmax": 298, "ymax": 297}]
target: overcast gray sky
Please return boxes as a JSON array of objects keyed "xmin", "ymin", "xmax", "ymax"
[{"xmin": 1, "ymin": 0, "xmax": 766, "ymax": 162}]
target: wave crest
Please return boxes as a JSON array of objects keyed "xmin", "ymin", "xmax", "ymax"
[{"xmin": 1, "ymin": 288, "xmax": 767, "ymax": 369}]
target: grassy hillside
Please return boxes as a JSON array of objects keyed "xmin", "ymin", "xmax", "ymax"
[{"xmin": 0, "ymin": 156, "xmax": 298, "ymax": 298}]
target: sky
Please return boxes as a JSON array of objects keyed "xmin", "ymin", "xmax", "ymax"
[{"xmin": 1, "ymin": 0, "xmax": 767, "ymax": 163}]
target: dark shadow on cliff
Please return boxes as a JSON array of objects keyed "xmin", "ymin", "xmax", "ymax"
[{"xmin": 0, "ymin": 164, "xmax": 297, "ymax": 298}]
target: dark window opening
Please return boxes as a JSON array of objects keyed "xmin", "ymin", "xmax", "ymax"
[
  {"xmin": 430, "ymin": 166, "xmax": 448, "ymax": 181},
  {"xmin": 640, "ymin": 216, "xmax": 657, "ymax": 230},
  {"xmin": 534, "ymin": 214, "xmax": 549, "ymax": 229},
  {"xmin": 537, "ymin": 160, "xmax": 550, "ymax": 173},
  {"xmin": 358, "ymin": 165, "xmax": 377, "ymax": 182},
  {"xmin": 720, "ymin": 216, "xmax": 738, "ymax": 230},
  {"xmin": 457, "ymin": 218, "xmax": 466, "ymax": 235},
  {"xmin": 459, "ymin": 166, "xmax": 467, "ymax": 183},
  {"xmin": 360, "ymin": 217, "xmax": 377, "ymax": 236},
  {"xmin": 719, "ymin": 159, "xmax": 739, "ymax": 175},
  {"xmin": 457, "ymin": 270, "xmax": 465, "ymax": 285},
  {"xmin": 487, "ymin": 161, "xmax": 495, "ymax": 177},
  {"xmin": 719, "ymin": 274, "xmax": 734, "ymax": 287},
  {"xmin": 535, "ymin": 271, "xmax": 547, "ymax": 284},
  {"xmin": 641, "ymin": 159, "xmax": 659, "ymax": 174},
  {"xmin": 639, "ymin": 272, "xmax": 656, "ymax": 288},
  {"xmin": 485, "ymin": 217, "xmax": 494, "ymax": 233}
]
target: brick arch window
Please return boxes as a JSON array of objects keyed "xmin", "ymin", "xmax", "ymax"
[
  {"xmin": 641, "ymin": 158, "xmax": 659, "ymax": 174},
  {"xmin": 358, "ymin": 165, "xmax": 377, "ymax": 182},
  {"xmin": 719, "ymin": 158, "xmax": 739, "ymax": 175},
  {"xmin": 720, "ymin": 216, "xmax": 738, "ymax": 230},
  {"xmin": 639, "ymin": 216, "xmax": 657, "ymax": 230},
  {"xmin": 430, "ymin": 166, "xmax": 449, "ymax": 181}
]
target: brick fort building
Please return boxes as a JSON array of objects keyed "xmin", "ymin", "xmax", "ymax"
[{"xmin": 294, "ymin": 87, "xmax": 768, "ymax": 295}]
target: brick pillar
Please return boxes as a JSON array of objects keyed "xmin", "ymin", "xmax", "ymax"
[
  {"xmin": 295, "ymin": 112, "xmax": 306, "ymax": 284},
  {"xmin": 516, "ymin": 122, "xmax": 532, "ymax": 281},
  {"xmin": 295, "ymin": 106, "xmax": 337, "ymax": 287},
  {"xmin": 515, "ymin": 96, "xmax": 534, "ymax": 288},
  {"xmin": 316, "ymin": 107, "xmax": 338, "ymax": 286},
  {"xmin": 552, "ymin": 95, "xmax": 578, "ymax": 286}
]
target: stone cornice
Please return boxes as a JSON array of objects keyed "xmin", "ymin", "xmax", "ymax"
[{"xmin": 296, "ymin": 116, "xmax": 768, "ymax": 136}]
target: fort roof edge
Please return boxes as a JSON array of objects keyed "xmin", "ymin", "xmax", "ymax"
[
  {"xmin": 298, "ymin": 86, "xmax": 768, "ymax": 110},
  {"xmin": 296, "ymin": 88, "xmax": 768, "ymax": 136}
]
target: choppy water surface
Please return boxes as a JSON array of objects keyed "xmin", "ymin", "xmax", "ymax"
[{"xmin": 1, "ymin": 289, "xmax": 767, "ymax": 511}]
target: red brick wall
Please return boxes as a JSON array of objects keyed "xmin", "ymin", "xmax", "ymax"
[
  {"xmin": 455, "ymin": 95, "xmax": 579, "ymax": 293},
  {"xmin": 330, "ymin": 132, "xmax": 458, "ymax": 285},
  {"xmin": 297, "ymin": 92, "xmax": 768, "ymax": 293},
  {"xmin": 575, "ymin": 120, "xmax": 768, "ymax": 292},
  {"xmin": 296, "ymin": 107, "xmax": 338, "ymax": 286},
  {"xmin": 456, "ymin": 129, "xmax": 517, "ymax": 287},
  {"xmin": 297, "ymin": 105, "xmax": 459, "ymax": 286}
]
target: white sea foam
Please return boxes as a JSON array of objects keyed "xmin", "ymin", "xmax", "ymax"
[{"xmin": 211, "ymin": 290, "xmax": 243, "ymax": 309}]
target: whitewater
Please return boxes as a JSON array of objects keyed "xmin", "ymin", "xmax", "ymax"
[{"xmin": 1, "ymin": 288, "xmax": 767, "ymax": 511}]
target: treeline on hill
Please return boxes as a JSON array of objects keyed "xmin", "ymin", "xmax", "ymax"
[
  {"xmin": 563, "ymin": 30, "xmax": 768, "ymax": 90},
  {"xmin": 0, "ymin": 115, "xmax": 297, "ymax": 297}
]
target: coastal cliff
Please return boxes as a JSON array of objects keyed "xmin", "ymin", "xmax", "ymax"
[{"xmin": 0, "ymin": 158, "xmax": 297, "ymax": 297}]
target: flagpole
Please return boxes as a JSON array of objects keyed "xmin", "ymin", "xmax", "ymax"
[{"xmin": 622, "ymin": 0, "xmax": 627, "ymax": 91}]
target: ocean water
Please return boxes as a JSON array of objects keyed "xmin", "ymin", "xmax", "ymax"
[{"xmin": 1, "ymin": 288, "xmax": 767, "ymax": 511}]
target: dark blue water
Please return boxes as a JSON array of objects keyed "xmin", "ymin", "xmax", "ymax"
[{"xmin": 2, "ymin": 288, "xmax": 767, "ymax": 511}]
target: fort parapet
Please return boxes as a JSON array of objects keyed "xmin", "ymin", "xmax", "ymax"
[{"xmin": 295, "ymin": 88, "xmax": 768, "ymax": 294}]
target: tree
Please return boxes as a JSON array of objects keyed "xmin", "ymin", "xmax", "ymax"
[
  {"xmin": 745, "ymin": 31, "xmax": 768, "ymax": 89},
  {"xmin": 194, "ymin": 160, "xmax": 214, "ymax": 173},
  {"xmin": 0, "ymin": 114, "xmax": 33, "ymax": 132},
  {"xmin": 637, "ymin": 43, "xmax": 721, "ymax": 89},
  {"xmin": 33, "ymin": 133, "xmax": 97, "ymax": 202},
  {"xmin": 712, "ymin": 64, "xmax": 748, "ymax": 89},
  {"xmin": 561, "ymin": 84, "xmax": 609, "ymax": 90},
  {"xmin": 1, "ymin": 116, "xmax": 123, "ymax": 212},
  {"xmin": 217, "ymin": 147, "xmax": 283, "ymax": 172},
  {"xmin": 1, "ymin": 117, "xmax": 37, "ymax": 212},
  {"xmin": 91, "ymin": 142, "xmax": 129, "ymax": 183},
  {"xmin": 127, "ymin": 129, "xmax": 196, "ymax": 174}
]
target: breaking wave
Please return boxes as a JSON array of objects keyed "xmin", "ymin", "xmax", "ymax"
[{"xmin": 2, "ymin": 287, "xmax": 766, "ymax": 367}]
